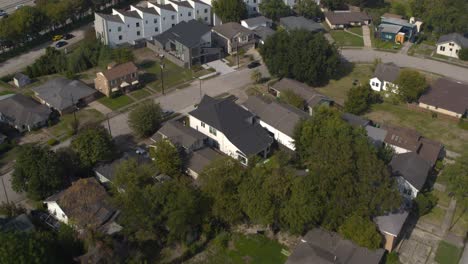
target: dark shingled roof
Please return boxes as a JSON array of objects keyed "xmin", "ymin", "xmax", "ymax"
[
  {"xmin": 101, "ymin": 62, "xmax": 138, "ymax": 81},
  {"xmin": 32, "ymin": 77, "xmax": 96, "ymax": 111},
  {"xmin": 95, "ymin": 152, "xmax": 153, "ymax": 183},
  {"xmin": 271, "ymin": 78, "xmax": 332, "ymax": 107},
  {"xmin": 383, "ymin": 125, "xmax": 421, "ymax": 152},
  {"xmin": 154, "ymin": 20, "xmax": 211, "ymax": 48},
  {"xmin": 417, "ymin": 137, "xmax": 443, "ymax": 166},
  {"xmin": 169, "ymin": 0, "xmax": 193, "ymax": 8},
  {"xmin": 341, "ymin": 113, "xmax": 370, "ymax": 127},
  {"xmin": 325, "ymin": 11, "xmax": 371, "ymax": 25},
  {"xmin": 187, "ymin": 147, "xmax": 224, "ymax": 175},
  {"xmin": 189, "ymin": 95, "xmax": 273, "ymax": 156},
  {"xmin": 279, "ymin": 16, "xmax": 324, "ymax": 32},
  {"xmin": 0, "ymin": 94, "xmax": 51, "ymax": 128},
  {"xmin": 373, "ymin": 63, "xmax": 400, "ymax": 83},
  {"xmin": 286, "ymin": 228, "xmax": 385, "ymax": 264},
  {"xmin": 213, "ymin": 22, "xmax": 253, "ymax": 39},
  {"xmin": 390, "ymin": 152, "xmax": 432, "ymax": 190},
  {"xmin": 436, "ymin": 33, "xmax": 468, "ymax": 48},
  {"xmin": 419, "ymin": 78, "xmax": 468, "ymax": 115},
  {"xmin": 253, "ymin": 26, "xmax": 275, "ymax": 41},
  {"xmin": 133, "ymin": 6, "xmax": 160, "ymax": 16},
  {"xmin": 152, "ymin": 120, "xmax": 207, "ymax": 150},
  {"xmin": 375, "ymin": 210, "xmax": 409, "ymax": 237}
]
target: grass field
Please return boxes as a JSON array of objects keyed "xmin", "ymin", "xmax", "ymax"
[
  {"xmin": 98, "ymin": 95, "xmax": 134, "ymax": 110},
  {"xmin": 420, "ymin": 206, "xmax": 446, "ymax": 226},
  {"xmin": 129, "ymin": 88, "xmax": 152, "ymax": 100},
  {"xmin": 139, "ymin": 59, "xmax": 194, "ymax": 92},
  {"xmin": 435, "ymin": 241, "xmax": 462, "ymax": 264},
  {"xmin": 49, "ymin": 109, "xmax": 104, "ymax": 138},
  {"xmin": 330, "ymin": 30, "xmax": 364, "ymax": 47},
  {"xmin": 450, "ymin": 205, "xmax": 468, "ymax": 236}
]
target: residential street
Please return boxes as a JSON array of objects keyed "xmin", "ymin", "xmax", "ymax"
[{"xmin": 341, "ymin": 49, "xmax": 468, "ymax": 82}]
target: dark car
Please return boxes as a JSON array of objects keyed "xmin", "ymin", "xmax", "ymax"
[
  {"xmin": 247, "ymin": 61, "xmax": 261, "ymax": 69},
  {"xmin": 0, "ymin": 10, "xmax": 7, "ymax": 17},
  {"xmin": 55, "ymin": 41, "xmax": 68, "ymax": 48},
  {"xmin": 63, "ymin": 33, "xmax": 74, "ymax": 40}
]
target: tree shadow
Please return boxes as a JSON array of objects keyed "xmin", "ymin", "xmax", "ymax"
[
  {"xmin": 113, "ymin": 134, "xmax": 137, "ymax": 153},
  {"xmin": 333, "ymin": 59, "xmax": 355, "ymax": 80}
]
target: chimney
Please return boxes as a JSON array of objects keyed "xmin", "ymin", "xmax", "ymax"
[{"xmin": 107, "ymin": 62, "xmax": 117, "ymax": 70}]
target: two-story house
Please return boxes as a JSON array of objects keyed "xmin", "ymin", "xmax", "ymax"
[
  {"xmin": 436, "ymin": 33, "xmax": 468, "ymax": 59},
  {"xmin": 212, "ymin": 22, "xmax": 255, "ymax": 55},
  {"xmin": 94, "ymin": 62, "xmax": 139, "ymax": 97},
  {"xmin": 188, "ymin": 95, "xmax": 273, "ymax": 165},
  {"xmin": 369, "ymin": 62, "xmax": 400, "ymax": 93}
]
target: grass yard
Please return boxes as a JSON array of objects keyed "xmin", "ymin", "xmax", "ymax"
[
  {"xmin": 434, "ymin": 241, "xmax": 462, "ymax": 264},
  {"xmin": 128, "ymin": 88, "xmax": 152, "ymax": 100},
  {"xmin": 98, "ymin": 95, "xmax": 134, "ymax": 111},
  {"xmin": 49, "ymin": 109, "xmax": 104, "ymax": 138},
  {"xmin": 420, "ymin": 206, "xmax": 446, "ymax": 226},
  {"xmin": 0, "ymin": 90, "xmax": 15, "ymax": 96},
  {"xmin": 347, "ymin": 27, "xmax": 363, "ymax": 36},
  {"xmin": 139, "ymin": 59, "xmax": 194, "ymax": 92},
  {"xmin": 330, "ymin": 30, "xmax": 364, "ymax": 47},
  {"xmin": 408, "ymin": 41, "xmax": 435, "ymax": 57},
  {"xmin": 431, "ymin": 190, "xmax": 451, "ymax": 208},
  {"xmin": 365, "ymin": 103, "xmax": 468, "ymax": 153},
  {"xmin": 450, "ymin": 205, "xmax": 468, "ymax": 236}
]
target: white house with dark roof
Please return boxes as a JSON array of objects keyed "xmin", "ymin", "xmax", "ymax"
[
  {"xmin": 151, "ymin": 120, "xmax": 207, "ymax": 152},
  {"xmin": 418, "ymin": 78, "xmax": 468, "ymax": 118},
  {"xmin": 369, "ymin": 62, "xmax": 400, "ymax": 92},
  {"xmin": 390, "ymin": 152, "xmax": 432, "ymax": 200},
  {"xmin": 436, "ymin": 33, "xmax": 468, "ymax": 59}
]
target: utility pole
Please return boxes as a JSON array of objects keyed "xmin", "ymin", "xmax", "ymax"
[{"xmin": 160, "ymin": 55, "xmax": 165, "ymax": 95}]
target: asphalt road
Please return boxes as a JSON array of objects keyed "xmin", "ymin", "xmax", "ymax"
[
  {"xmin": 341, "ymin": 49, "xmax": 468, "ymax": 82},
  {"xmin": 0, "ymin": 0, "xmax": 34, "ymax": 14}
]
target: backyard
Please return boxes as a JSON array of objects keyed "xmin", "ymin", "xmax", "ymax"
[
  {"xmin": 434, "ymin": 241, "xmax": 463, "ymax": 264},
  {"xmin": 330, "ymin": 29, "xmax": 364, "ymax": 47}
]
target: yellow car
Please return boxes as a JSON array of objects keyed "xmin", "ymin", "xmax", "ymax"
[{"xmin": 52, "ymin": 35, "xmax": 63, "ymax": 42}]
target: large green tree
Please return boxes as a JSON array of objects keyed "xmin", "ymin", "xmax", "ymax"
[
  {"xmin": 338, "ymin": 214, "xmax": 382, "ymax": 249},
  {"xmin": 441, "ymin": 151, "xmax": 468, "ymax": 206},
  {"xmin": 128, "ymin": 101, "xmax": 163, "ymax": 138},
  {"xmin": 151, "ymin": 140, "xmax": 182, "ymax": 177},
  {"xmin": 212, "ymin": 0, "xmax": 247, "ymax": 23},
  {"xmin": 344, "ymin": 84, "xmax": 378, "ymax": 115},
  {"xmin": 71, "ymin": 125, "xmax": 115, "ymax": 169},
  {"xmin": 259, "ymin": 0, "xmax": 291, "ymax": 21},
  {"xmin": 295, "ymin": 0, "xmax": 323, "ymax": 19},
  {"xmin": 395, "ymin": 69, "xmax": 428, "ymax": 102},
  {"xmin": 12, "ymin": 144, "xmax": 66, "ymax": 200},
  {"xmin": 322, "ymin": 0, "xmax": 345, "ymax": 10},
  {"xmin": 260, "ymin": 30, "xmax": 340, "ymax": 86}
]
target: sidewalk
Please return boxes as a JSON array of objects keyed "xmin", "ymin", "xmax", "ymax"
[{"xmin": 361, "ymin": 26, "xmax": 371, "ymax": 48}]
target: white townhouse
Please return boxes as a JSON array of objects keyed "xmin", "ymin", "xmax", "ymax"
[
  {"xmin": 369, "ymin": 62, "xmax": 400, "ymax": 93},
  {"xmin": 436, "ymin": 33, "xmax": 468, "ymax": 59},
  {"xmin": 95, "ymin": 0, "xmax": 211, "ymax": 47}
]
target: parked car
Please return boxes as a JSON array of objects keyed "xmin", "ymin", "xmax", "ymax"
[
  {"xmin": 55, "ymin": 41, "xmax": 68, "ymax": 48},
  {"xmin": 63, "ymin": 33, "xmax": 74, "ymax": 40},
  {"xmin": 52, "ymin": 35, "xmax": 63, "ymax": 42},
  {"xmin": 135, "ymin": 147, "xmax": 147, "ymax": 155},
  {"xmin": 247, "ymin": 61, "xmax": 261, "ymax": 69},
  {"xmin": 0, "ymin": 10, "xmax": 7, "ymax": 17}
]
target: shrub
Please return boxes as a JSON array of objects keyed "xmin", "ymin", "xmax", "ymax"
[
  {"xmin": 47, "ymin": 138, "xmax": 59, "ymax": 146},
  {"xmin": 414, "ymin": 192, "xmax": 438, "ymax": 216},
  {"xmin": 458, "ymin": 48, "xmax": 468, "ymax": 61}
]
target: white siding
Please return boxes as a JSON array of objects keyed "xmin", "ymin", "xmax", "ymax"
[
  {"xmin": 44, "ymin": 201, "xmax": 69, "ymax": 224},
  {"xmin": 113, "ymin": 10, "xmax": 143, "ymax": 44},
  {"xmin": 257, "ymin": 120, "xmax": 295, "ymax": 151},
  {"xmin": 369, "ymin": 77, "xmax": 382, "ymax": 92},
  {"xmin": 130, "ymin": 6, "xmax": 161, "ymax": 39},
  {"xmin": 388, "ymin": 144, "xmax": 411, "ymax": 154},
  {"xmin": 436, "ymin": 42, "xmax": 462, "ymax": 59},
  {"xmin": 396, "ymin": 176, "xmax": 419, "ymax": 200}
]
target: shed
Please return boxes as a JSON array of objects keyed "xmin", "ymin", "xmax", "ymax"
[{"xmin": 13, "ymin": 73, "xmax": 31, "ymax": 88}]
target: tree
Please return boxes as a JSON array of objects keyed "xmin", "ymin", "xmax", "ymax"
[
  {"xmin": 395, "ymin": 69, "xmax": 428, "ymax": 102},
  {"xmin": 295, "ymin": 0, "xmax": 323, "ymax": 19},
  {"xmin": 338, "ymin": 214, "xmax": 382, "ymax": 249},
  {"xmin": 71, "ymin": 125, "xmax": 114, "ymax": 169},
  {"xmin": 199, "ymin": 157, "xmax": 245, "ymax": 225},
  {"xmin": 280, "ymin": 89, "xmax": 305, "ymax": 109},
  {"xmin": 12, "ymin": 144, "xmax": 66, "ymax": 200},
  {"xmin": 250, "ymin": 69, "xmax": 262, "ymax": 84},
  {"xmin": 344, "ymin": 84, "xmax": 378, "ymax": 115},
  {"xmin": 259, "ymin": 0, "xmax": 291, "ymax": 21},
  {"xmin": 260, "ymin": 30, "xmax": 340, "ymax": 86},
  {"xmin": 128, "ymin": 101, "xmax": 162, "ymax": 138},
  {"xmin": 151, "ymin": 140, "xmax": 182, "ymax": 177},
  {"xmin": 322, "ymin": 0, "xmax": 345, "ymax": 10},
  {"xmin": 441, "ymin": 151, "xmax": 468, "ymax": 206},
  {"xmin": 414, "ymin": 192, "xmax": 438, "ymax": 216},
  {"xmin": 0, "ymin": 202, "xmax": 26, "ymax": 217},
  {"xmin": 458, "ymin": 48, "xmax": 468, "ymax": 61},
  {"xmin": 212, "ymin": 0, "xmax": 247, "ymax": 23}
]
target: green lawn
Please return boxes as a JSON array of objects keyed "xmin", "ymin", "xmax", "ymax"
[
  {"xmin": 98, "ymin": 95, "xmax": 134, "ymax": 110},
  {"xmin": 420, "ymin": 206, "xmax": 446, "ymax": 226},
  {"xmin": 139, "ymin": 59, "xmax": 194, "ymax": 92},
  {"xmin": 348, "ymin": 27, "xmax": 363, "ymax": 36},
  {"xmin": 365, "ymin": 103, "xmax": 468, "ymax": 153},
  {"xmin": 431, "ymin": 190, "xmax": 451, "ymax": 208},
  {"xmin": 408, "ymin": 41, "xmax": 435, "ymax": 56},
  {"xmin": 372, "ymin": 38, "xmax": 402, "ymax": 51},
  {"xmin": 434, "ymin": 241, "xmax": 462, "ymax": 264},
  {"xmin": 129, "ymin": 88, "xmax": 152, "ymax": 100},
  {"xmin": 450, "ymin": 205, "xmax": 468, "ymax": 236},
  {"xmin": 49, "ymin": 109, "xmax": 104, "ymax": 138},
  {"xmin": 0, "ymin": 90, "xmax": 15, "ymax": 96},
  {"xmin": 330, "ymin": 30, "xmax": 364, "ymax": 47}
]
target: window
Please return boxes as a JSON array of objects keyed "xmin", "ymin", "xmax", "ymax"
[
  {"xmin": 209, "ymin": 126, "xmax": 217, "ymax": 136},
  {"xmin": 450, "ymin": 48, "xmax": 453, "ymax": 51},
  {"xmin": 109, "ymin": 28, "xmax": 112, "ymax": 32},
  {"xmin": 204, "ymin": 8, "xmax": 208, "ymax": 13},
  {"xmin": 117, "ymin": 26, "xmax": 122, "ymax": 32},
  {"xmin": 136, "ymin": 22, "xmax": 140, "ymax": 27},
  {"xmin": 172, "ymin": 23, "xmax": 175, "ymax": 27},
  {"xmin": 201, "ymin": 122, "xmax": 205, "ymax": 128},
  {"xmin": 155, "ymin": 27, "xmax": 159, "ymax": 32},
  {"xmin": 253, "ymin": 7, "xmax": 257, "ymax": 11},
  {"xmin": 180, "ymin": 13, "xmax": 183, "ymax": 17},
  {"xmin": 172, "ymin": 15, "xmax": 175, "ymax": 20},
  {"xmin": 237, "ymin": 155, "xmax": 247, "ymax": 165},
  {"xmin": 118, "ymin": 35, "xmax": 123, "ymax": 40},
  {"xmin": 456, "ymin": 49, "xmax": 459, "ymax": 54},
  {"xmin": 137, "ymin": 31, "xmax": 141, "ymax": 36},
  {"xmin": 145, "ymin": 20, "xmax": 148, "ymax": 24},
  {"xmin": 204, "ymin": 17, "xmax": 208, "ymax": 21},
  {"xmin": 127, "ymin": 24, "xmax": 130, "ymax": 28},
  {"xmin": 253, "ymin": 0, "xmax": 256, "ymax": 2},
  {"xmin": 197, "ymin": 10, "xmax": 199, "ymax": 14},
  {"xmin": 449, "ymin": 43, "xmax": 454, "ymax": 46},
  {"xmin": 132, "ymin": 73, "xmax": 136, "ymax": 78},
  {"xmin": 154, "ymin": 18, "xmax": 158, "ymax": 23},
  {"xmin": 440, "ymin": 46, "xmax": 445, "ymax": 51},
  {"xmin": 163, "ymin": 17, "xmax": 166, "ymax": 20},
  {"xmin": 188, "ymin": 12, "xmax": 191, "ymax": 16}
]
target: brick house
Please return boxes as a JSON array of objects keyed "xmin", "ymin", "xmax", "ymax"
[{"xmin": 94, "ymin": 62, "xmax": 139, "ymax": 97}]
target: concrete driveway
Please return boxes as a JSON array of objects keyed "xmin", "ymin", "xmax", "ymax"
[
  {"xmin": 205, "ymin": 60, "xmax": 235, "ymax": 75},
  {"xmin": 341, "ymin": 49, "xmax": 468, "ymax": 82},
  {"xmin": 0, "ymin": 170, "xmax": 27, "ymax": 204}
]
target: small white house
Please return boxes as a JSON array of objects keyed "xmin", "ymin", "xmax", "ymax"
[
  {"xmin": 436, "ymin": 33, "xmax": 468, "ymax": 59},
  {"xmin": 369, "ymin": 63, "xmax": 400, "ymax": 92}
]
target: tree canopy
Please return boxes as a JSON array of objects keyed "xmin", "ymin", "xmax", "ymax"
[
  {"xmin": 259, "ymin": 0, "xmax": 291, "ymax": 21},
  {"xmin": 395, "ymin": 69, "xmax": 428, "ymax": 102},
  {"xmin": 212, "ymin": 0, "xmax": 247, "ymax": 23},
  {"xmin": 280, "ymin": 89, "xmax": 306, "ymax": 110},
  {"xmin": 344, "ymin": 84, "xmax": 379, "ymax": 115},
  {"xmin": 260, "ymin": 30, "xmax": 341, "ymax": 86},
  {"xmin": 322, "ymin": 0, "xmax": 346, "ymax": 10},
  {"xmin": 151, "ymin": 140, "xmax": 182, "ymax": 177},
  {"xmin": 458, "ymin": 48, "xmax": 468, "ymax": 61},
  {"xmin": 71, "ymin": 125, "xmax": 115, "ymax": 169},
  {"xmin": 295, "ymin": 0, "xmax": 323, "ymax": 19},
  {"xmin": 338, "ymin": 214, "xmax": 382, "ymax": 249},
  {"xmin": 128, "ymin": 101, "xmax": 163, "ymax": 138},
  {"xmin": 441, "ymin": 151, "xmax": 468, "ymax": 207}
]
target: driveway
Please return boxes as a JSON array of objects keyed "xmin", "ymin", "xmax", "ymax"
[
  {"xmin": 0, "ymin": 171, "xmax": 27, "ymax": 204},
  {"xmin": 341, "ymin": 49, "xmax": 468, "ymax": 82},
  {"xmin": 205, "ymin": 60, "xmax": 235, "ymax": 75}
]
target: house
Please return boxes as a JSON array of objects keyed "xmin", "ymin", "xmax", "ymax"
[
  {"xmin": 212, "ymin": 22, "xmax": 255, "ymax": 55},
  {"xmin": 369, "ymin": 63, "xmax": 400, "ymax": 92},
  {"xmin": 377, "ymin": 24, "xmax": 405, "ymax": 44},
  {"xmin": 390, "ymin": 152, "xmax": 432, "ymax": 199},
  {"xmin": 286, "ymin": 228, "xmax": 385, "ymax": 264},
  {"xmin": 32, "ymin": 77, "xmax": 97, "ymax": 114},
  {"xmin": 0, "ymin": 94, "xmax": 51, "ymax": 132},
  {"xmin": 365, "ymin": 125, "xmax": 388, "ymax": 148},
  {"xmin": 253, "ymin": 26, "xmax": 275, "ymax": 45},
  {"xmin": 279, "ymin": 16, "xmax": 324, "ymax": 33},
  {"xmin": 436, "ymin": 33, "xmax": 468, "ymax": 59},
  {"xmin": 325, "ymin": 11, "xmax": 371, "ymax": 29},
  {"xmin": 374, "ymin": 210, "xmax": 409, "ymax": 251},
  {"xmin": 418, "ymin": 78, "xmax": 468, "ymax": 118},
  {"xmin": 241, "ymin": 16, "xmax": 272, "ymax": 30},
  {"xmin": 95, "ymin": 62, "xmax": 139, "ymax": 97},
  {"xmin": 379, "ymin": 17, "xmax": 418, "ymax": 42},
  {"xmin": 188, "ymin": 95, "xmax": 273, "ymax": 165},
  {"xmin": 268, "ymin": 78, "xmax": 333, "ymax": 115},
  {"xmin": 242, "ymin": 96, "xmax": 308, "ymax": 151},
  {"xmin": 149, "ymin": 20, "xmax": 220, "ymax": 68},
  {"xmin": 186, "ymin": 147, "xmax": 224, "ymax": 178},
  {"xmin": 95, "ymin": 151, "xmax": 153, "ymax": 185},
  {"xmin": 94, "ymin": 1, "xmax": 211, "ymax": 47},
  {"xmin": 44, "ymin": 178, "xmax": 119, "ymax": 232},
  {"xmin": 151, "ymin": 120, "xmax": 207, "ymax": 153},
  {"xmin": 13, "ymin": 73, "xmax": 31, "ymax": 88}
]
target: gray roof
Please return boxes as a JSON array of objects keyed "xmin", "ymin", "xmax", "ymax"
[
  {"xmin": 95, "ymin": 152, "xmax": 153, "ymax": 182},
  {"xmin": 13, "ymin": 73, "xmax": 30, "ymax": 82},
  {"xmin": 241, "ymin": 16, "xmax": 272, "ymax": 28},
  {"xmin": 154, "ymin": 20, "xmax": 211, "ymax": 48},
  {"xmin": 342, "ymin": 113, "xmax": 370, "ymax": 127},
  {"xmin": 286, "ymin": 228, "xmax": 385, "ymax": 264},
  {"xmin": 436, "ymin": 33, "xmax": 468, "ymax": 47},
  {"xmin": 419, "ymin": 78, "xmax": 468, "ymax": 115},
  {"xmin": 375, "ymin": 210, "xmax": 409, "ymax": 237},
  {"xmin": 114, "ymin": 9, "xmax": 142, "ymax": 19},
  {"xmin": 1, "ymin": 214, "xmax": 35, "ymax": 232},
  {"xmin": 271, "ymin": 78, "xmax": 332, "ymax": 107},
  {"xmin": 381, "ymin": 17, "xmax": 416, "ymax": 29},
  {"xmin": 153, "ymin": 120, "xmax": 207, "ymax": 150},
  {"xmin": 32, "ymin": 77, "xmax": 96, "ymax": 111},
  {"xmin": 253, "ymin": 26, "xmax": 275, "ymax": 41},
  {"xmin": 96, "ymin": 13, "xmax": 124, "ymax": 23},
  {"xmin": 373, "ymin": 63, "xmax": 400, "ymax": 83},
  {"xmin": 213, "ymin": 22, "xmax": 253, "ymax": 39},
  {"xmin": 365, "ymin": 125, "xmax": 388, "ymax": 147},
  {"xmin": 379, "ymin": 24, "xmax": 403, "ymax": 34},
  {"xmin": 132, "ymin": 6, "xmax": 159, "ymax": 16},
  {"xmin": 187, "ymin": 147, "xmax": 224, "ymax": 175},
  {"xmin": 242, "ymin": 96, "xmax": 308, "ymax": 137},
  {"xmin": 325, "ymin": 11, "xmax": 371, "ymax": 25},
  {"xmin": 279, "ymin": 16, "xmax": 324, "ymax": 32},
  {"xmin": 169, "ymin": 0, "xmax": 193, "ymax": 8},
  {"xmin": 0, "ymin": 94, "xmax": 51, "ymax": 128},
  {"xmin": 189, "ymin": 95, "xmax": 273, "ymax": 156},
  {"xmin": 390, "ymin": 152, "xmax": 432, "ymax": 190}
]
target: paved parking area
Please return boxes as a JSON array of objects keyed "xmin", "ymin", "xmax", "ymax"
[
  {"xmin": 0, "ymin": 0, "xmax": 34, "ymax": 14},
  {"xmin": 205, "ymin": 60, "xmax": 235, "ymax": 75},
  {"xmin": 398, "ymin": 227, "xmax": 441, "ymax": 264}
]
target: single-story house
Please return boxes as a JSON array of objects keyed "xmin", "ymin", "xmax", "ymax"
[
  {"xmin": 418, "ymin": 78, "xmax": 468, "ymax": 118},
  {"xmin": 325, "ymin": 11, "xmax": 371, "ymax": 29},
  {"xmin": 95, "ymin": 62, "xmax": 139, "ymax": 97},
  {"xmin": 377, "ymin": 24, "xmax": 405, "ymax": 44},
  {"xmin": 95, "ymin": 151, "xmax": 153, "ymax": 185},
  {"xmin": 212, "ymin": 22, "xmax": 255, "ymax": 55},
  {"xmin": 32, "ymin": 77, "xmax": 97, "ymax": 115},
  {"xmin": 269, "ymin": 78, "xmax": 333, "ymax": 116},
  {"xmin": 242, "ymin": 96, "xmax": 309, "ymax": 151},
  {"xmin": 151, "ymin": 120, "xmax": 207, "ymax": 153},
  {"xmin": 374, "ymin": 210, "xmax": 409, "ymax": 251},
  {"xmin": 241, "ymin": 16, "xmax": 272, "ymax": 30},
  {"xmin": 186, "ymin": 147, "xmax": 224, "ymax": 179},
  {"xmin": 0, "ymin": 94, "xmax": 51, "ymax": 132},
  {"xmin": 279, "ymin": 16, "xmax": 324, "ymax": 33},
  {"xmin": 13, "ymin": 73, "xmax": 31, "ymax": 88},
  {"xmin": 253, "ymin": 26, "xmax": 275, "ymax": 45},
  {"xmin": 286, "ymin": 228, "xmax": 385, "ymax": 264},
  {"xmin": 379, "ymin": 17, "xmax": 418, "ymax": 42},
  {"xmin": 369, "ymin": 62, "xmax": 400, "ymax": 92},
  {"xmin": 390, "ymin": 152, "xmax": 432, "ymax": 200},
  {"xmin": 436, "ymin": 33, "xmax": 468, "ymax": 59}
]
